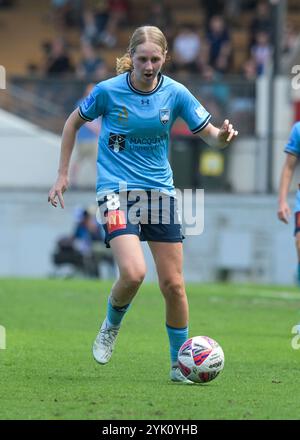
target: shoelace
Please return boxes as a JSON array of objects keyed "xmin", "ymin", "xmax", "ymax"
[{"xmin": 99, "ymin": 328, "xmax": 118, "ymax": 347}]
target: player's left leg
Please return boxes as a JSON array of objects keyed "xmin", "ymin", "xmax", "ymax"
[
  {"xmin": 294, "ymin": 209, "xmax": 300, "ymax": 286},
  {"xmin": 295, "ymin": 230, "xmax": 300, "ymax": 286},
  {"xmin": 148, "ymin": 241, "xmax": 192, "ymax": 383}
]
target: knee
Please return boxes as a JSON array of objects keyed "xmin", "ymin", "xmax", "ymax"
[
  {"xmin": 160, "ymin": 277, "xmax": 185, "ymax": 300},
  {"xmin": 119, "ymin": 264, "xmax": 146, "ymax": 288}
]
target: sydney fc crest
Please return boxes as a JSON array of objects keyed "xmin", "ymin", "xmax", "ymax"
[{"xmin": 159, "ymin": 109, "xmax": 170, "ymax": 125}]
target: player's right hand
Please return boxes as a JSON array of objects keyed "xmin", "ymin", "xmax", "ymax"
[
  {"xmin": 277, "ymin": 201, "xmax": 291, "ymax": 224},
  {"xmin": 48, "ymin": 175, "xmax": 69, "ymax": 209}
]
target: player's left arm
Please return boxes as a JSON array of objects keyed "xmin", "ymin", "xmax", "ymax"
[{"xmin": 198, "ymin": 119, "xmax": 238, "ymax": 148}]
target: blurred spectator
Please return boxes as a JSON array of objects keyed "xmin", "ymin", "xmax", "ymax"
[
  {"xmin": 52, "ymin": 206, "xmax": 113, "ymax": 278},
  {"xmin": 80, "ymin": 8, "xmax": 100, "ymax": 47},
  {"xmin": 96, "ymin": 0, "xmax": 130, "ymax": 47},
  {"xmin": 201, "ymin": 65, "xmax": 230, "ymax": 109},
  {"xmin": 281, "ymin": 22, "xmax": 300, "ymax": 73},
  {"xmin": 50, "ymin": 0, "xmax": 72, "ymax": 30},
  {"xmin": 206, "ymin": 15, "xmax": 232, "ymax": 74},
  {"xmin": 171, "ymin": 25, "xmax": 202, "ymax": 74},
  {"xmin": 51, "ymin": 0, "xmax": 82, "ymax": 30},
  {"xmin": 201, "ymin": 0, "xmax": 224, "ymax": 19},
  {"xmin": 149, "ymin": 0, "xmax": 173, "ymax": 40},
  {"xmin": 44, "ymin": 37, "xmax": 74, "ymax": 76},
  {"xmin": 73, "ymin": 206, "xmax": 115, "ymax": 278},
  {"xmin": 241, "ymin": 57, "xmax": 257, "ymax": 81},
  {"xmin": 73, "ymin": 207, "xmax": 104, "ymax": 256},
  {"xmin": 0, "ymin": 0, "xmax": 14, "ymax": 7},
  {"xmin": 249, "ymin": 1, "xmax": 271, "ymax": 46},
  {"xmin": 80, "ymin": 1, "xmax": 122, "ymax": 48},
  {"xmin": 76, "ymin": 41, "xmax": 107, "ymax": 82},
  {"xmin": 282, "ymin": 22, "xmax": 299, "ymax": 56},
  {"xmin": 108, "ymin": 0, "xmax": 129, "ymax": 26},
  {"xmin": 250, "ymin": 30, "xmax": 272, "ymax": 76},
  {"xmin": 70, "ymin": 83, "xmax": 101, "ymax": 188},
  {"xmin": 199, "ymin": 65, "xmax": 230, "ymax": 127}
]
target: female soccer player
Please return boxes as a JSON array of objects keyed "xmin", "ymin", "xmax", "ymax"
[
  {"xmin": 48, "ymin": 26, "xmax": 238, "ymax": 383},
  {"xmin": 278, "ymin": 121, "xmax": 300, "ymax": 284}
]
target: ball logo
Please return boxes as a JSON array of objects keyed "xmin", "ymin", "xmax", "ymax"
[{"xmin": 178, "ymin": 335, "xmax": 224, "ymax": 383}]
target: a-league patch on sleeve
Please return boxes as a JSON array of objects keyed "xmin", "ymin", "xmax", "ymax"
[
  {"xmin": 106, "ymin": 210, "xmax": 127, "ymax": 234},
  {"xmin": 81, "ymin": 93, "xmax": 95, "ymax": 112},
  {"xmin": 195, "ymin": 105, "xmax": 207, "ymax": 119}
]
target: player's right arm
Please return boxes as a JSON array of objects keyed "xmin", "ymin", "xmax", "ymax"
[
  {"xmin": 278, "ymin": 153, "xmax": 298, "ymax": 223},
  {"xmin": 48, "ymin": 109, "xmax": 86, "ymax": 208}
]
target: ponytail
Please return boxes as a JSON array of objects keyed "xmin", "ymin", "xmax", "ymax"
[{"xmin": 116, "ymin": 53, "xmax": 133, "ymax": 75}]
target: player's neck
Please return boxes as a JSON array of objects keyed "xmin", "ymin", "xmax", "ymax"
[{"xmin": 130, "ymin": 72, "xmax": 158, "ymax": 92}]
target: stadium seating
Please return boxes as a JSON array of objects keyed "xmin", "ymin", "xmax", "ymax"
[{"xmin": 1, "ymin": 1, "xmax": 299, "ymax": 76}]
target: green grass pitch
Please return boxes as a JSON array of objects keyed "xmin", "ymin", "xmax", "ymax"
[{"xmin": 0, "ymin": 278, "xmax": 300, "ymax": 420}]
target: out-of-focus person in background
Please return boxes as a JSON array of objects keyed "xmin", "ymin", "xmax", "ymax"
[
  {"xmin": 76, "ymin": 40, "xmax": 108, "ymax": 82},
  {"xmin": 249, "ymin": 0, "xmax": 271, "ymax": 47},
  {"xmin": 171, "ymin": 25, "xmax": 203, "ymax": 74},
  {"xmin": 52, "ymin": 206, "xmax": 113, "ymax": 278},
  {"xmin": 250, "ymin": 30, "xmax": 272, "ymax": 76},
  {"xmin": 44, "ymin": 37, "xmax": 74, "ymax": 76},
  {"xmin": 205, "ymin": 15, "xmax": 232, "ymax": 74}
]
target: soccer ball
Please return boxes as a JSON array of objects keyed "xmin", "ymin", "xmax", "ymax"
[{"xmin": 178, "ymin": 336, "xmax": 225, "ymax": 383}]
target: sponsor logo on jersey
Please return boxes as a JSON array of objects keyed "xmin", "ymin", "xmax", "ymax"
[
  {"xmin": 106, "ymin": 209, "xmax": 127, "ymax": 233},
  {"xmin": 141, "ymin": 99, "xmax": 150, "ymax": 105},
  {"xmin": 108, "ymin": 133, "xmax": 126, "ymax": 153},
  {"xmin": 159, "ymin": 109, "xmax": 170, "ymax": 125}
]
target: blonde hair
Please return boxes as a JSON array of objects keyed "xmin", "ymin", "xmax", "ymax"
[{"xmin": 116, "ymin": 26, "xmax": 168, "ymax": 75}]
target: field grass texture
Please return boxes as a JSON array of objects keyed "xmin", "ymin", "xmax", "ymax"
[{"xmin": 0, "ymin": 279, "xmax": 300, "ymax": 420}]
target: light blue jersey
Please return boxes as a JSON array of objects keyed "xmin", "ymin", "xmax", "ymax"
[
  {"xmin": 284, "ymin": 122, "xmax": 300, "ymax": 212},
  {"xmin": 79, "ymin": 72, "xmax": 211, "ymax": 198}
]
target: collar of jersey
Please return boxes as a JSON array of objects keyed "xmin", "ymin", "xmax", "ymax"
[{"xmin": 126, "ymin": 72, "xmax": 164, "ymax": 95}]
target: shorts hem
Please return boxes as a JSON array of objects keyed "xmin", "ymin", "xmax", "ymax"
[
  {"xmin": 106, "ymin": 231, "xmax": 140, "ymax": 248},
  {"xmin": 143, "ymin": 238, "xmax": 184, "ymax": 243}
]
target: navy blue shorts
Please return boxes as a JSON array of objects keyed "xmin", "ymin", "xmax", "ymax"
[
  {"xmin": 97, "ymin": 191, "xmax": 184, "ymax": 248},
  {"xmin": 295, "ymin": 212, "xmax": 300, "ymax": 235}
]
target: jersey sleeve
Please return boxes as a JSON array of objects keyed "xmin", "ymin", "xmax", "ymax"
[
  {"xmin": 284, "ymin": 123, "xmax": 300, "ymax": 156},
  {"xmin": 176, "ymin": 84, "xmax": 211, "ymax": 134},
  {"xmin": 78, "ymin": 83, "xmax": 107, "ymax": 122}
]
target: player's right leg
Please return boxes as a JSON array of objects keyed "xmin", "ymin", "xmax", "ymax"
[{"xmin": 93, "ymin": 234, "xmax": 146, "ymax": 364}]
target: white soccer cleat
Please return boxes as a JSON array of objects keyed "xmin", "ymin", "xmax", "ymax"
[
  {"xmin": 92, "ymin": 321, "xmax": 120, "ymax": 364},
  {"xmin": 170, "ymin": 366, "xmax": 193, "ymax": 384}
]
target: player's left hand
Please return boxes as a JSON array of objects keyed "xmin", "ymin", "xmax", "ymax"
[{"xmin": 218, "ymin": 119, "xmax": 238, "ymax": 145}]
